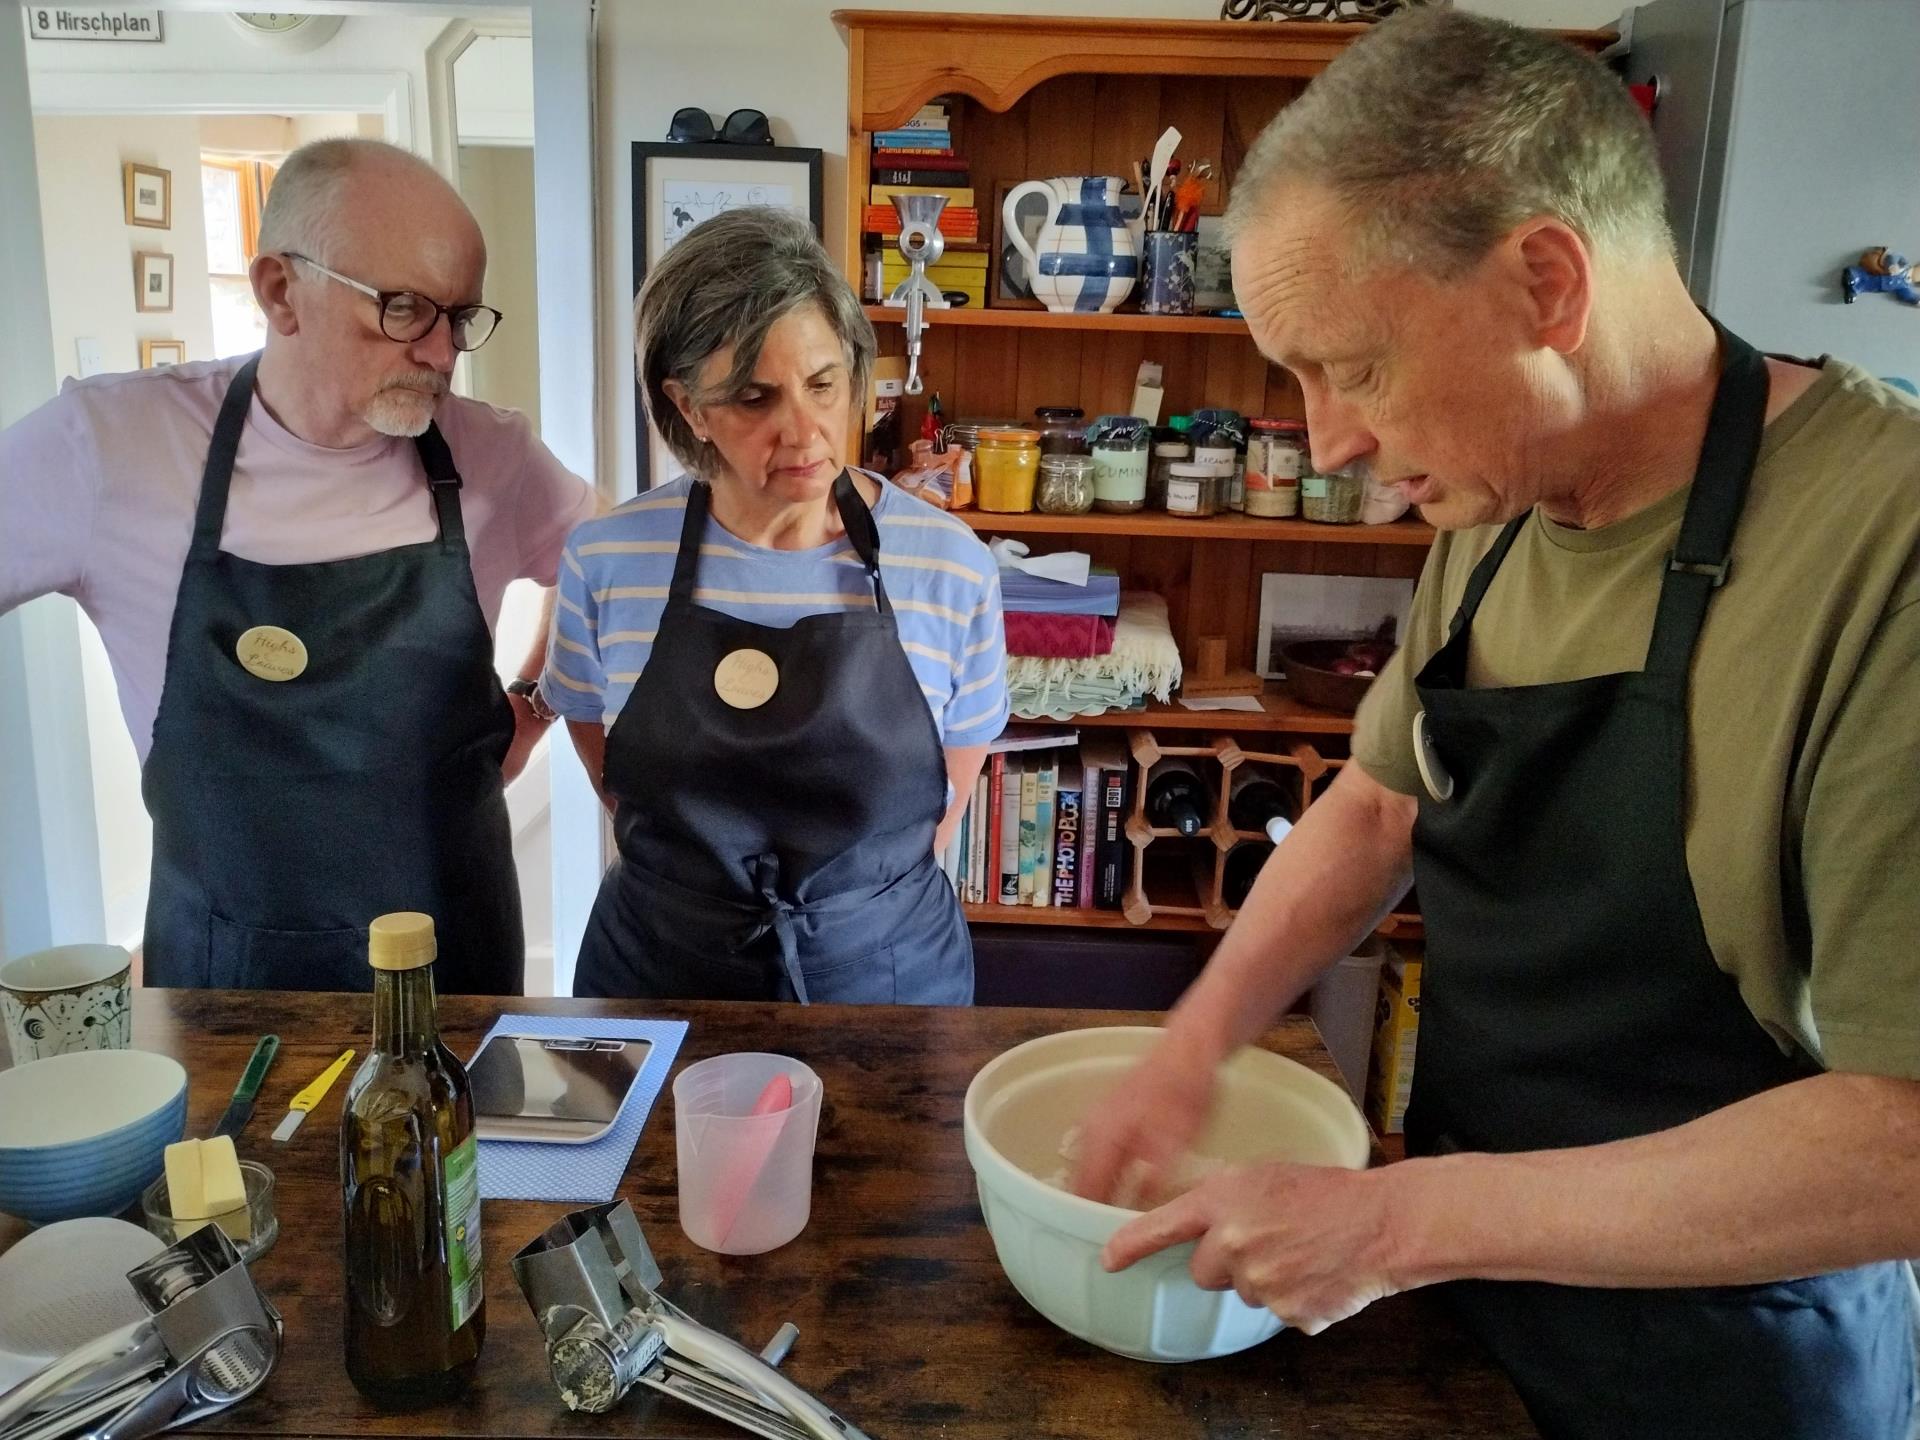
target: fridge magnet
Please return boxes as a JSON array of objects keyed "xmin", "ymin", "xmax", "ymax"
[{"xmin": 1842, "ymin": 247, "xmax": 1919, "ymax": 307}]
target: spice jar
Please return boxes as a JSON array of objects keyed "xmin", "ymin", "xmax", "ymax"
[
  {"xmin": 974, "ymin": 428, "xmax": 1042, "ymax": 513},
  {"xmin": 1190, "ymin": 409, "xmax": 1248, "ymax": 513},
  {"xmin": 1301, "ymin": 464, "xmax": 1367, "ymax": 524},
  {"xmin": 1035, "ymin": 454, "xmax": 1097, "ymax": 514},
  {"xmin": 1090, "ymin": 437, "xmax": 1147, "ymax": 512},
  {"xmin": 1147, "ymin": 438, "xmax": 1191, "ymax": 510},
  {"xmin": 1032, "ymin": 406, "xmax": 1088, "ymax": 456},
  {"xmin": 1164, "ymin": 461, "xmax": 1223, "ymax": 518},
  {"xmin": 1247, "ymin": 418, "xmax": 1308, "ymax": 518}
]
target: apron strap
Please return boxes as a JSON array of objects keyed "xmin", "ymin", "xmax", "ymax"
[
  {"xmin": 832, "ymin": 470, "xmax": 893, "ymax": 617},
  {"xmin": 411, "ymin": 422, "xmax": 468, "ymax": 550},
  {"xmin": 750, "ymin": 853, "xmax": 811, "ymax": 1006},
  {"xmin": 1446, "ymin": 513, "xmax": 1529, "ymax": 640},
  {"xmin": 669, "ymin": 480, "xmax": 712, "ymax": 604},
  {"xmin": 670, "ymin": 473, "xmax": 894, "ymax": 616},
  {"xmin": 188, "ymin": 355, "xmax": 262, "ymax": 559},
  {"xmin": 1642, "ymin": 327, "xmax": 1770, "ymax": 680}
]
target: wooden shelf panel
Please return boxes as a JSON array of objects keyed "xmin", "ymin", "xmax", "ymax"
[
  {"xmin": 1017, "ymin": 689, "xmax": 1356, "ymax": 737},
  {"xmin": 962, "ymin": 902, "xmax": 1422, "ymax": 941},
  {"xmin": 864, "ymin": 304, "xmax": 1249, "ymax": 336},
  {"xmin": 958, "ymin": 508, "xmax": 1435, "ymax": 546},
  {"xmin": 963, "ymin": 901, "xmax": 1212, "ymax": 932},
  {"xmin": 836, "ymin": 11, "xmax": 1617, "ymax": 131}
]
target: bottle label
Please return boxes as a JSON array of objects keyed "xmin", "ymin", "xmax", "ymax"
[
  {"xmin": 1302, "ymin": 474, "xmax": 1330, "ymax": 500},
  {"xmin": 443, "ymin": 1135, "xmax": 482, "ymax": 1329}
]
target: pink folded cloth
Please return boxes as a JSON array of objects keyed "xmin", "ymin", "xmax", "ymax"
[{"xmin": 1003, "ymin": 612, "xmax": 1116, "ymax": 659}]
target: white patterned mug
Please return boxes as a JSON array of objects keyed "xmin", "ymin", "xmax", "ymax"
[{"xmin": 0, "ymin": 944, "xmax": 133, "ymax": 1064}]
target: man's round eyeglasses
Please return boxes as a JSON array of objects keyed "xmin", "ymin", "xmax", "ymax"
[{"xmin": 284, "ymin": 253, "xmax": 502, "ymax": 352}]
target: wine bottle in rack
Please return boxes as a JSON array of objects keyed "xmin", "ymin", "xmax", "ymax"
[
  {"xmin": 1145, "ymin": 758, "xmax": 1212, "ymax": 837},
  {"xmin": 1227, "ymin": 764, "xmax": 1296, "ymax": 834}
]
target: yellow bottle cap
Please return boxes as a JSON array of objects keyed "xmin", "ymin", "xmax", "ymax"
[{"xmin": 368, "ymin": 912, "xmax": 437, "ymax": 971}]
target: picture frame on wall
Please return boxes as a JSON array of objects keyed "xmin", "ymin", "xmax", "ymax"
[
  {"xmin": 133, "ymin": 251, "xmax": 174, "ymax": 312},
  {"xmin": 140, "ymin": 339, "xmax": 186, "ymax": 368},
  {"xmin": 124, "ymin": 162, "xmax": 171, "ymax": 229},
  {"xmin": 630, "ymin": 140, "xmax": 824, "ymax": 491}
]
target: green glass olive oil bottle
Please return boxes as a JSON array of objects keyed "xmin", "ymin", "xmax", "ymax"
[{"xmin": 340, "ymin": 911, "xmax": 484, "ymax": 1407}]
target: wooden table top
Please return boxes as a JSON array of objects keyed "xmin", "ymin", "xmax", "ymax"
[{"xmin": 0, "ymin": 991, "xmax": 1533, "ymax": 1439}]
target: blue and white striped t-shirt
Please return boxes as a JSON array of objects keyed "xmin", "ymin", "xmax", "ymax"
[{"xmin": 542, "ymin": 474, "xmax": 1010, "ymax": 745}]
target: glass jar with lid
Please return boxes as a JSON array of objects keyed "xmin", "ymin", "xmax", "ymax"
[
  {"xmin": 1164, "ymin": 461, "xmax": 1223, "ymax": 518},
  {"xmin": 1247, "ymin": 418, "xmax": 1308, "ymax": 518},
  {"xmin": 1301, "ymin": 464, "xmax": 1367, "ymax": 524},
  {"xmin": 974, "ymin": 428, "xmax": 1042, "ymax": 513},
  {"xmin": 1032, "ymin": 406, "xmax": 1088, "ymax": 456},
  {"xmin": 1147, "ymin": 437, "xmax": 1191, "ymax": 510},
  {"xmin": 1035, "ymin": 454, "xmax": 1097, "ymax": 514}
]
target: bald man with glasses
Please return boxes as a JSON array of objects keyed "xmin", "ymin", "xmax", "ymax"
[{"xmin": 0, "ymin": 137, "xmax": 596, "ymax": 994}]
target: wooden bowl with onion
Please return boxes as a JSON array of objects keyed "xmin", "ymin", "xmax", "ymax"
[{"xmin": 1278, "ymin": 628, "xmax": 1397, "ymax": 715}]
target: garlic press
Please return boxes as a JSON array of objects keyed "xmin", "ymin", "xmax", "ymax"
[
  {"xmin": 511, "ymin": 1201, "xmax": 874, "ymax": 1440},
  {"xmin": 0, "ymin": 1225, "xmax": 282, "ymax": 1440}
]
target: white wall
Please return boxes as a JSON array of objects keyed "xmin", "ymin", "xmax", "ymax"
[
  {"xmin": 454, "ymin": 33, "xmax": 533, "ymax": 146},
  {"xmin": 25, "ymin": 10, "xmax": 448, "ymax": 149},
  {"xmin": 32, "ymin": 115, "xmax": 217, "ymax": 381},
  {"xmin": 459, "ymin": 143, "xmax": 542, "ymax": 426},
  {"xmin": 591, "ymin": 0, "xmax": 1622, "ymax": 499}
]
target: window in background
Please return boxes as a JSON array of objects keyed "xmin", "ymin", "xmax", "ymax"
[{"xmin": 202, "ymin": 156, "xmax": 278, "ymax": 358}]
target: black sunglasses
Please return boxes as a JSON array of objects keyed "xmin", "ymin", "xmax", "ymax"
[{"xmin": 667, "ymin": 107, "xmax": 772, "ymax": 146}]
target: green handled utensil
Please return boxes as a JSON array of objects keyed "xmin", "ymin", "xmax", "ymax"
[{"xmin": 211, "ymin": 1035, "xmax": 280, "ymax": 1139}]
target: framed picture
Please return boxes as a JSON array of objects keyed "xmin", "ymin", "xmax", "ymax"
[
  {"xmin": 140, "ymin": 339, "xmax": 185, "ymax": 368},
  {"xmin": 133, "ymin": 251, "xmax": 173, "ymax": 312},
  {"xmin": 124, "ymin": 162, "xmax": 171, "ymax": 229},
  {"xmin": 1193, "ymin": 213, "xmax": 1236, "ymax": 313},
  {"xmin": 1255, "ymin": 573, "xmax": 1417, "ymax": 680},
  {"xmin": 630, "ymin": 141, "xmax": 823, "ymax": 490}
]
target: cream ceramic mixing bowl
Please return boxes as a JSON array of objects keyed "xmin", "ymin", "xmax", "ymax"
[{"xmin": 963, "ymin": 1025, "xmax": 1370, "ymax": 1362}]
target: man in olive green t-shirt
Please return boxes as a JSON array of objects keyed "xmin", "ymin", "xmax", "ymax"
[{"xmin": 1070, "ymin": 13, "xmax": 1920, "ymax": 1440}]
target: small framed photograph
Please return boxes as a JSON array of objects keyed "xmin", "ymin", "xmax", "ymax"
[
  {"xmin": 1256, "ymin": 573, "xmax": 1417, "ymax": 679},
  {"xmin": 133, "ymin": 251, "xmax": 174, "ymax": 312},
  {"xmin": 124, "ymin": 162, "xmax": 171, "ymax": 229},
  {"xmin": 629, "ymin": 140, "xmax": 823, "ymax": 490},
  {"xmin": 140, "ymin": 339, "xmax": 185, "ymax": 368},
  {"xmin": 1193, "ymin": 213, "xmax": 1236, "ymax": 313}
]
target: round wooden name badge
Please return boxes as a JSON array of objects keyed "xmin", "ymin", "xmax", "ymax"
[
  {"xmin": 713, "ymin": 648, "xmax": 779, "ymax": 709},
  {"xmin": 236, "ymin": 625, "xmax": 308, "ymax": 682},
  {"xmin": 1413, "ymin": 710, "xmax": 1455, "ymax": 803}
]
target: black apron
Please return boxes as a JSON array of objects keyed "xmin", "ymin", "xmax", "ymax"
[
  {"xmin": 141, "ymin": 358, "xmax": 523, "ymax": 994},
  {"xmin": 1405, "ymin": 328, "xmax": 1916, "ymax": 1439},
  {"xmin": 573, "ymin": 472, "xmax": 971, "ymax": 1004}
]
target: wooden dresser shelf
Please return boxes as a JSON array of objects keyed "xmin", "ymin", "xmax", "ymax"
[
  {"xmin": 864, "ymin": 304, "xmax": 1250, "ymax": 336},
  {"xmin": 1023, "ymin": 690, "xmax": 1357, "ymax": 736},
  {"xmin": 957, "ymin": 509, "xmax": 1435, "ymax": 546}
]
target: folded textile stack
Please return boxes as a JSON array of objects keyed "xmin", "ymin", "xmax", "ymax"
[
  {"xmin": 999, "ymin": 565, "xmax": 1122, "ymax": 618},
  {"xmin": 1002, "ymin": 612, "xmax": 1116, "ymax": 659},
  {"xmin": 1007, "ymin": 592, "xmax": 1183, "ymax": 720}
]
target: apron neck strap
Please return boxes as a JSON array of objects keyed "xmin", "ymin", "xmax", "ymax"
[
  {"xmin": 189, "ymin": 355, "xmax": 261, "ymax": 558},
  {"xmin": 669, "ymin": 472, "xmax": 893, "ymax": 615},
  {"xmin": 190, "ymin": 357, "xmax": 468, "ymax": 557},
  {"xmin": 411, "ymin": 421, "xmax": 467, "ymax": 549},
  {"xmin": 1447, "ymin": 514, "xmax": 1528, "ymax": 640},
  {"xmin": 1642, "ymin": 325, "xmax": 1770, "ymax": 679},
  {"xmin": 832, "ymin": 469, "xmax": 892, "ymax": 615}
]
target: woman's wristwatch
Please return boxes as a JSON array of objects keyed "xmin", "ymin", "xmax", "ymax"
[{"xmin": 506, "ymin": 676, "xmax": 559, "ymax": 723}]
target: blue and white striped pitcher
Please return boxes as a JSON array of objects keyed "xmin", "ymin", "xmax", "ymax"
[{"xmin": 1002, "ymin": 176, "xmax": 1139, "ymax": 315}]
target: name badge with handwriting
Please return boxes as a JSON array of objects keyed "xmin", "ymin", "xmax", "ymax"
[
  {"xmin": 713, "ymin": 648, "xmax": 779, "ymax": 710},
  {"xmin": 236, "ymin": 625, "xmax": 308, "ymax": 682}
]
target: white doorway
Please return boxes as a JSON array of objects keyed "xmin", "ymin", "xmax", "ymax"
[{"xmin": 0, "ymin": 0, "xmax": 601, "ymax": 989}]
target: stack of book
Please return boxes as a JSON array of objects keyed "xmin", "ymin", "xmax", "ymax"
[
  {"xmin": 865, "ymin": 100, "xmax": 984, "ymax": 305},
  {"xmin": 938, "ymin": 733, "xmax": 1136, "ymax": 911}
]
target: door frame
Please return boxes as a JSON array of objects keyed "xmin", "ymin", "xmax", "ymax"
[{"xmin": 1, "ymin": 0, "xmax": 603, "ymax": 978}]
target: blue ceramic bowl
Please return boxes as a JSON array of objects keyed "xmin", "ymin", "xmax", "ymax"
[{"xmin": 0, "ymin": 1050, "xmax": 188, "ymax": 1225}]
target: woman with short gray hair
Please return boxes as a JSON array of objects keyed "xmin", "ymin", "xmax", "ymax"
[{"xmin": 544, "ymin": 206, "xmax": 1007, "ymax": 1003}]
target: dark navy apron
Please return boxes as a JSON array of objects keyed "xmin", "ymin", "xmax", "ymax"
[
  {"xmin": 141, "ymin": 357, "xmax": 523, "ymax": 994},
  {"xmin": 573, "ymin": 471, "xmax": 971, "ymax": 1004},
  {"xmin": 1405, "ymin": 327, "xmax": 1916, "ymax": 1439}
]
